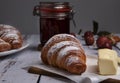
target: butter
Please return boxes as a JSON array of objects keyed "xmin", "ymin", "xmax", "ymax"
[
  {"xmin": 118, "ymin": 57, "xmax": 120, "ymax": 64},
  {"xmin": 98, "ymin": 49, "xmax": 118, "ymax": 75}
]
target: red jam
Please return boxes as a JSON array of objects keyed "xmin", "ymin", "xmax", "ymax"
[
  {"xmin": 34, "ymin": 2, "xmax": 72, "ymax": 46},
  {"xmin": 40, "ymin": 18, "xmax": 70, "ymax": 46}
]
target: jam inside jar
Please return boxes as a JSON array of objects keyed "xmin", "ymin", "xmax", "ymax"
[{"xmin": 33, "ymin": 2, "xmax": 73, "ymax": 46}]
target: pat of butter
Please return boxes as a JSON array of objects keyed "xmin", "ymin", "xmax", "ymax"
[
  {"xmin": 118, "ymin": 57, "xmax": 120, "ymax": 64},
  {"xmin": 98, "ymin": 49, "xmax": 118, "ymax": 75}
]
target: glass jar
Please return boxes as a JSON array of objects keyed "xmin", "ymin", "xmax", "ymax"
[{"xmin": 33, "ymin": 2, "xmax": 73, "ymax": 46}]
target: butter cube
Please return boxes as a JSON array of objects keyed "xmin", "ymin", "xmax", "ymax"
[
  {"xmin": 118, "ymin": 57, "xmax": 120, "ymax": 64},
  {"xmin": 98, "ymin": 49, "xmax": 118, "ymax": 75}
]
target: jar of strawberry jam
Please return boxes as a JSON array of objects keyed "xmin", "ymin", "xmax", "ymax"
[{"xmin": 33, "ymin": 2, "xmax": 73, "ymax": 47}]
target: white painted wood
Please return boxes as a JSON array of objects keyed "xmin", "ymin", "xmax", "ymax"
[
  {"xmin": 39, "ymin": 34, "xmax": 120, "ymax": 83},
  {"xmin": 0, "ymin": 34, "xmax": 120, "ymax": 83},
  {"xmin": 0, "ymin": 35, "xmax": 40, "ymax": 83}
]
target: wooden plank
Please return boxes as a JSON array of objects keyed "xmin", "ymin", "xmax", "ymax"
[
  {"xmin": 0, "ymin": 35, "xmax": 40, "ymax": 83},
  {"xmin": 0, "ymin": 34, "xmax": 119, "ymax": 83}
]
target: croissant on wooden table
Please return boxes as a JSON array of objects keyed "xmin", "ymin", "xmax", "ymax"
[{"xmin": 41, "ymin": 34, "xmax": 87, "ymax": 74}]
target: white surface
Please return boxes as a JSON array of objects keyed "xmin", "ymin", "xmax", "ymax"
[
  {"xmin": 0, "ymin": 35, "xmax": 39, "ymax": 83},
  {"xmin": 34, "ymin": 55, "xmax": 120, "ymax": 83},
  {"xmin": 39, "ymin": 34, "xmax": 120, "ymax": 83},
  {"xmin": 0, "ymin": 35, "xmax": 120, "ymax": 83}
]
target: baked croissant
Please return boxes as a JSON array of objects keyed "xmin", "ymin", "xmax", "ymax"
[
  {"xmin": 0, "ymin": 38, "xmax": 11, "ymax": 52},
  {"xmin": 41, "ymin": 34, "xmax": 86, "ymax": 74},
  {"xmin": 0, "ymin": 24, "xmax": 23, "ymax": 49}
]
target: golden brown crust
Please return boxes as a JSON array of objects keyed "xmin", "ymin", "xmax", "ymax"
[
  {"xmin": 0, "ymin": 38, "xmax": 11, "ymax": 52},
  {"xmin": 112, "ymin": 35, "xmax": 120, "ymax": 43},
  {"xmin": 66, "ymin": 58, "xmax": 86, "ymax": 74},
  {"xmin": 0, "ymin": 24, "xmax": 23, "ymax": 52},
  {"xmin": 41, "ymin": 34, "xmax": 84, "ymax": 64},
  {"xmin": 41, "ymin": 34, "xmax": 86, "ymax": 74}
]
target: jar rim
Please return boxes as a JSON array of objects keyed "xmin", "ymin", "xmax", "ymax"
[
  {"xmin": 39, "ymin": 2, "xmax": 72, "ymax": 12},
  {"xmin": 39, "ymin": 2, "xmax": 69, "ymax": 5}
]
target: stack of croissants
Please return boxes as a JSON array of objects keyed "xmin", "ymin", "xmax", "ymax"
[
  {"xmin": 41, "ymin": 34, "xmax": 87, "ymax": 74},
  {"xmin": 0, "ymin": 24, "xmax": 23, "ymax": 52}
]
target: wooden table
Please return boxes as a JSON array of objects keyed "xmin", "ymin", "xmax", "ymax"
[{"xmin": 0, "ymin": 34, "xmax": 120, "ymax": 83}]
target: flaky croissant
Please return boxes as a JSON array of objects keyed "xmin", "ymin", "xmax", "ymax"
[
  {"xmin": 0, "ymin": 24, "xmax": 23, "ymax": 49},
  {"xmin": 0, "ymin": 38, "xmax": 11, "ymax": 52},
  {"xmin": 41, "ymin": 34, "xmax": 86, "ymax": 74}
]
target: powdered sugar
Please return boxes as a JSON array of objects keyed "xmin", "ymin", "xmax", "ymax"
[
  {"xmin": 65, "ymin": 56, "xmax": 79, "ymax": 66},
  {"xmin": 0, "ymin": 24, "xmax": 15, "ymax": 29},
  {"xmin": 0, "ymin": 24, "xmax": 18, "ymax": 38},
  {"xmin": 45, "ymin": 34, "xmax": 76, "ymax": 47},
  {"xmin": 57, "ymin": 46, "xmax": 80, "ymax": 62},
  {"xmin": 4, "ymin": 33, "xmax": 19, "ymax": 39},
  {"xmin": 47, "ymin": 41, "xmax": 78, "ymax": 58}
]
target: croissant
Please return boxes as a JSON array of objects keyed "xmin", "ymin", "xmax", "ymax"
[
  {"xmin": 0, "ymin": 38, "xmax": 11, "ymax": 52},
  {"xmin": 41, "ymin": 34, "xmax": 86, "ymax": 74},
  {"xmin": 0, "ymin": 24, "xmax": 23, "ymax": 50}
]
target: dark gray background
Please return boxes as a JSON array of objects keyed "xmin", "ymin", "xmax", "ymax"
[{"xmin": 0, "ymin": 0, "xmax": 120, "ymax": 34}]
